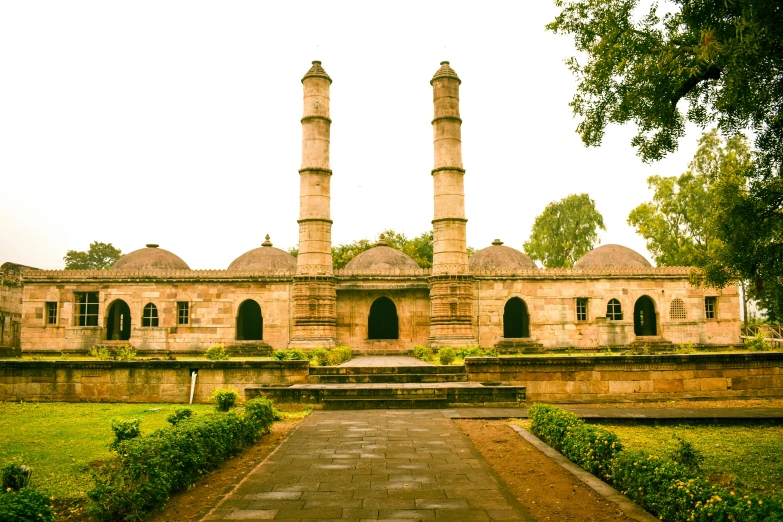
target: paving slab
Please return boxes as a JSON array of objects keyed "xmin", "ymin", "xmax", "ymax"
[
  {"xmin": 202, "ymin": 410, "xmax": 534, "ymax": 521},
  {"xmin": 339, "ymin": 356, "xmax": 432, "ymax": 367}
]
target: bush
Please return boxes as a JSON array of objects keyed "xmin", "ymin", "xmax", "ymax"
[
  {"xmin": 670, "ymin": 434, "xmax": 704, "ymax": 472},
  {"xmin": 89, "ymin": 346, "xmax": 111, "ymax": 360},
  {"xmin": 87, "ymin": 401, "xmax": 277, "ymax": 522},
  {"xmin": 746, "ymin": 330, "xmax": 770, "ymax": 351},
  {"xmin": 413, "ymin": 345, "xmax": 434, "ymax": 362},
  {"xmin": 328, "ymin": 346, "xmax": 352, "ymax": 366},
  {"xmin": 210, "ymin": 387, "xmax": 239, "ymax": 412},
  {"xmin": 310, "ymin": 348, "xmax": 330, "ymax": 366},
  {"xmin": 205, "ymin": 343, "xmax": 230, "ymax": 360},
  {"xmin": 115, "ymin": 344, "xmax": 137, "ymax": 360},
  {"xmin": 455, "ymin": 346, "xmax": 498, "ymax": 358},
  {"xmin": 676, "ymin": 341, "xmax": 696, "ymax": 354},
  {"xmin": 166, "ymin": 408, "xmax": 193, "ymax": 426},
  {"xmin": 110, "ymin": 418, "xmax": 141, "ymax": 450},
  {"xmin": 0, "ymin": 488, "xmax": 55, "ymax": 522},
  {"xmin": 438, "ymin": 347, "xmax": 456, "ymax": 365},
  {"xmin": 1, "ymin": 463, "xmax": 32, "ymax": 491}
]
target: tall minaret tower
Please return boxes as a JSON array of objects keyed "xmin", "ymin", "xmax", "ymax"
[
  {"xmin": 289, "ymin": 60, "xmax": 337, "ymax": 348},
  {"xmin": 428, "ymin": 61, "xmax": 477, "ymax": 347}
]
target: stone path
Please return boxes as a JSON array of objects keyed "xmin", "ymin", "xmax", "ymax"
[
  {"xmin": 203, "ymin": 410, "xmax": 533, "ymax": 521},
  {"xmin": 441, "ymin": 407, "xmax": 783, "ymax": 420},
  {"xmin": 339, "ymin": 356, "xmax": 431, "ymax": 367}
]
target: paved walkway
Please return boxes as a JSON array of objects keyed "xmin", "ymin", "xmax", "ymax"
[
  {"xmin": 203, "ymin": 410, "xmax": 533, "ymax": 521},
  {"xmin": 441, "ymin": 407, "xmax": 783, "ymax": 420},
  {"xmin": 339, "ymin": 356, "xmax": 431, "ymax": 367}
]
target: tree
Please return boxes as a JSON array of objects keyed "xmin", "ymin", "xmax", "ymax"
[
  {"xmin": 63, "ymin": 242, "xmax": 122, "ymax": 270},
  {"xmin": 548, "ymin": 0, "xmax": 783, "ymax": 290},
  {"xmin": 523, "ymin": 193, "xmax": 606, "ymax": 268}
]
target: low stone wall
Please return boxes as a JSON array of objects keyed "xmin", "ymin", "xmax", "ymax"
[
  {"xmin": 0, "ymin": 360, "xmax": 309, "ymax": 403},
  {"xmin": 465, "ymin": 353, "xmax": 783, "ymax": 403}
]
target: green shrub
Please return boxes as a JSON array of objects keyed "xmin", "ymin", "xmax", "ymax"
[
  {"xmin": 272, "ymin": 350, "xmax": 286, "ymax": 360},
  {"xmin": 310, "ymin": 348, "xmax": 330, "ymax": 366},
  {"xmin": 210, "ymin": 387, "xmax": 239, "ymax": 412},
  {"xmin": 327, "ymin": 346, "xmax": 352, "ymax": 366},
  {"xmin": 438, "ymin": 347, "xmax": 456, "ymax": 365},
  {"xmin": 110, "ymin": 418, "xmax": 141, "ymax": 450},
  {"xmin": 676, "ymin": 341, "xmax": 696, "ymax": 354},
  {"xmin": 746, "ymin": 330, "xmax": 770, "ymax": 351},
  {"xmin": 413, "ymin": 345, "xmax": 433, "ymax": 361},
  {"xmin": 0, "ymin": 488, "xmax": 55, "ymax": 522},
  {"xmin": 89, "ymin": 346, "xmax": 111, "ymax": 360},
  {"xmin": 87, "ymin": 402, "xmax": 277, "ymax": 522},
  {"xmin": 243, "ymin": 397, "xmax": 276, "ymax": 434},
  {"xmin": 528, "ymin": 403, "xmax": 582, "ymax": 452},
  {"xmin": 115, "ymin": 344, "xmax": 137, "ymax": 361},
  {"xmin": 456, "ymin": 346, "xmax": 498, "ymax": 358},
  {"xmin": 205, "ymin": 343, "xmax": 230, "ymax": 360},
  {"xmin": 670, "ymin": 434, "xmax": 704, "ymax": 472},
  {"xmin": 166, "ymin": 408, "xmax": 193, "ymax": 426},
  {"xmin": 1, "ymin": 463, "xmax": 32, "ymax": 491}
]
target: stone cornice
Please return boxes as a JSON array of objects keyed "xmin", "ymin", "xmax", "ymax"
[
  {"xmin": 22, "ymin": 269, "xmax": 295, "ymax": 284},
  {"xmin": 431, "ymin": 167, "xmax": 466, "ymax": 174},
  {"xmin": 298, "ymin": 168, "xmax": 332, "ymax": 175},
  {"xmin": 297, "ymin": 218, "xmax": 334, "ymax": 224},
  {"xmin": 300, "ymin": 115, "xmax": 332, "ymax": 125},
  {"xmin": 431, "ymin": 116, "xmax": 463, "ymax": 125},
  {"xmin": 0, "ymin": 360, "xmax": 310, "ymax": 371}
]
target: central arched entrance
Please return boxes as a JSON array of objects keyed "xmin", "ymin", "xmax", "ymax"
[
  {"xmin": 504, "ymin": 297, "xmax": 530, "ymax": 338},
  {"xmin": 106, "ymin": 300, "xmax": 131, "ymax": 341},
  {"xmin": 236, "ymin": 300, "xmax": 263, "ymax": 341},
  {"xmin": 368, "ymin": 297, "xmax": 398, "ymax": 340},
  {"xmin": 634, "ymin": 296, "xmax": 658, "ymax": 336}
]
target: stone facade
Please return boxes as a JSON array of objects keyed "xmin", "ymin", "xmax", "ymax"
[
  {"xmin": 1, "ymin": 263, "xmax": 36, "ymax": 352},
  {"xmin": 14, "ymin": 61, "xmax": 741, "ymax": 354}
]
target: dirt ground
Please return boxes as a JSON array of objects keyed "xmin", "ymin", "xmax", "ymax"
[{"xmin": 456, "ymin": 420, "xmax": 633, "ymax": 521}]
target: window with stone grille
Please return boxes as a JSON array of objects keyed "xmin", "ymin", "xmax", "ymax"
[
  {"xmin": 45, "ymin": 302, "xmax": 58, "ymax": 325},
  {"xmin": 74, "ymin": 292, "xmax": 99, "ymax": 326},
  {"xmin": 669, "ymin": 298, "xmax": 686, "ymax": 319},
  {"xmin": 576, "ymin": 298, "xmax": 588, "ymax": 322},
  {"xmin": 142, "ymin": 303, "xmax": 159, "ymax": 327},
  {"xmin": 606, "ymin": 299, "xmax": 623, "ymax": 320},
  {"xmin": 705, "ymin": 296, "xmax": 717, "ymax": 319},
  {"xmin": 177, "ymin": 302, "xmax": 189, "ymax": 325}
]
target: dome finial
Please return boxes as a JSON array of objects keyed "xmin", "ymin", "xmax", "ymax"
[
  {"xmin": 146, "ymin": 243, "xmax": 159, "ymax": 248},
  {"xmin": 262, "ymin": 235, "xmax": 272, "ymax": 247},
  {"xmin": 491, "ymin": 239, "xmax": 503, "ymax": 246},
  {"xmin": 376, "ymin": 234, "xmax": 388, "ymax": 247}
]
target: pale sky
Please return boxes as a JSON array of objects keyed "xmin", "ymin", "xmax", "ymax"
[{"xmin": 0, "ymin": 1, "xmax": 704, "ymax": 270}]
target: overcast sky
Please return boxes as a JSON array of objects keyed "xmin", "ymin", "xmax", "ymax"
[{"xmin": 0, "ymin": 1, "xmax": 704, "ymax": 270}]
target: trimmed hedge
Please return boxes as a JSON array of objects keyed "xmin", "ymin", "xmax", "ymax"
[
  {"xmin": 0, "ymin": 488, "xmax": 56, "ymax": 522},
  {"xmin": 528, "ymin": 404, "xmax": 783, "ymax": 522},
  {"xmin": 87, "ymin": 397, "xmax": 277, "ymax": 521}
]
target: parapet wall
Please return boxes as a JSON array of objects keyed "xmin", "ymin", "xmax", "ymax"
[
  {"xmin": 0, "ymin": 360, "xmax": 309, "ymax": 403},
  {"xmin": 465, "ymin": 353, "xmax": 783, "ymax": 403}
]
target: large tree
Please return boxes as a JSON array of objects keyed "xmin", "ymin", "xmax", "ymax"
[
  {"xmin": 523, "ymin": 193, "xmax": 606, "ymax": 268},
  {"xmin": 548, "ymin": 0, "xmax": 783, "ymax": 289},
  {"xmin": 63, "ymin": 241, "xmax": 122, "ymax": 270}
]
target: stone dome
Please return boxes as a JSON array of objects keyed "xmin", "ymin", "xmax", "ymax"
[
  {"xmin": 111, "ymin": 244, "xmax": 190, "ymax": 271},
  {"xmin": 228, "ymin": 235, "xmax": 297, "ymax": 271},
  {"xmin": 469, "ymin": 239, "xmax": 537, "ymax": 270},
  {"xmin": 344, "ymin": 236, "xmax": 420, "ymax": 271},
  {"xmin": 573, "ymin": 244, "xmax": 652, "ymax": 269}
]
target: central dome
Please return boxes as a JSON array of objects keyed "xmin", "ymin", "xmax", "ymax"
[
  {"xmin": 470, "ymin": 239, "xmax": 537, "ymax": 270},
  {"xmin": 111, "ymin": 244, "xmax": 190, "ymax": 271},
  {"xmin": 344, "ymin": 236, "xmax": 420, "ymax": 271},
  {"xmin": 574, "ymin": 244, "xmax": 652, "ymax": 269},
  {"xmin": 228, "ymin": 236, "xmax": 297, "ymax": 271}
]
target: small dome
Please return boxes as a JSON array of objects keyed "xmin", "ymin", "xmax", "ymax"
[
  {"xmin": 344, "ymin": 235, "xmax": 420, "ymax": 271},
  {"xmin": 574, "ymin": 244, "xmax": 652, "ymax": 269},
  {"xmin": 228, "ymin": 235, "xmax": 297, "ymax": 271},
  {"xmin": 111, "ymin": 244, "xmax": 190, "ymax": 271},
  {"xmin": 470, "ymin": 239, "xmax": 537, "ymax": 270}
]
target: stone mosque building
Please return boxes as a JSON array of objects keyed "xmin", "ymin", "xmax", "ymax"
[{"xmin": 14, "ymin": 61, "xmax": 740, "ymax": 354}]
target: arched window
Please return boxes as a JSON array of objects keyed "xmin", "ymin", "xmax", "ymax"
[
  {"xmin": 669, "ymin": 298, "xmax": 686, "ymax": 319},
  {"xmin": 634, "ymin": 296, "xmax": 657, "ymax": 336},
  {"xmin": 368, "ymin": 297, "xmax": 399, "ymax": 340},
  {"xmin": 106, "ymin": 299, "xmax": 131, "ymax": 340},
  {"xmin": 236, "ymin": 300, "xmax": 263, "ymax": 341},
  {"xmin": 142, "ymin": 303, "xmax": 159, "ymax": 327},
  {"xmin": 606, "ymin": 299, "xmax": 623, "ymax": 320},
  {"xmin": 503, "ymin": 297, "xmax": 530, "ymax": 338}
]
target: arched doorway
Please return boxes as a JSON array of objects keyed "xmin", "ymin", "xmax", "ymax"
[
  {"xmin": 236, "ymin": 300, "xmax": 263, "ymax": 341},
  {"xmin": 106, "ymin": 300, "xmax": 131, "ymax": 341},
  {"xmin": 504, "ymin": 297, "xmax": 530, "ymax": 338},
  {"xmin": 368, "ymin": 297, "xmax": 398, "ymax": 340},
  {"xmin": 634, "ymin": 296, "xmax": 657, "ymax": 336}
]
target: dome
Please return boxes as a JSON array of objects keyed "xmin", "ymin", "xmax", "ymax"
[
  {"xmin": 228, "ymin": 235, "xmax": 297, "ymax": 271},
  {"xmin": 469, "ymin": 239, "xmax": 537, "ymax": 270},
  {"xmin": 111, "ymin": 244, "xmax": 190, "ymax": 271},
  {"xmin": 344, "ymin": 236, "xmax": 420, "ymax": 271},
  {"xmin": 573, "ymin": 244, "xmax": 652, "ymax": 269}
]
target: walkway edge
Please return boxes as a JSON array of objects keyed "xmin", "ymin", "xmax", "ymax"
[{"xmin": 507, "ymin": 424, "xmax": 658, "ymax": 522}]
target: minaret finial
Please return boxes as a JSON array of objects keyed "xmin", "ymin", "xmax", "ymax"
[{"xmin": 262, "ymin": 235, "xmax": 272, "ymax": 247}]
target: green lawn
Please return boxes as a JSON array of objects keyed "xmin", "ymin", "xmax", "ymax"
[
  {"xmin": 0, "ymin": 402, "xmax": 214, "ymax": 499},
  {"xmin": 599, "ymin": 422, "xmax": 783, "ymax": 494}
]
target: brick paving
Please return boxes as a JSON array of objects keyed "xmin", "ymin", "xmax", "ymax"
[{"xmin": 202, "ymin": 410, "xmax": 533, "ymax": 521}]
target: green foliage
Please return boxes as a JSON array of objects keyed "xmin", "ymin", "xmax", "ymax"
[
  {"xmin": 311, "ymin": 348, "xmax": 330, "ymax": 366},
  {"xmin": 109, "ymin": 419, "xmax": 141, "ymax": 450},
  {"xmin": 114, "ymin": 345, "xmax": 136, "ymax": 361},
  {"xmin": 0, "ymin": 488, "xmax": 55, "ymax": 522},
  {"xmin": 210, "ymin": 388, "xmax": 239, "ymax": 412},
  {"xmin": 745, "ymin": 330, "xmax": 770, "ymax": 352},
  {"xmin": 676, "ymin": 341, "xmax": 696, "ymax": 354},
  {"xmin": 455, "ymin": 346, "xmax": 498, "ymax": 358},
  {"xmin": 1, "ymin": 463, "xmax": 32, "ymax": 491},
  {"xmin": 670, "ymin": 434, "xmax": 704, "ymax": 472},
  {"xmin": 327, "ymin": 346, "xmax": 352, "ymax": 366},
  {"xmin": 204, "ymin": 344, "xmax": 229, "ymax": 360},
  {"xmin": 64, "ymin": 241, "xmax": 122, "ymax": 270},
  {"xmin": 272, "ymin": 347, "xmax": 352, "ymax": 366},
  {"xmin": 523, "ymin": 193, "xmax": 605, "ymax": 268},
  {"xmin": 89, "ymin": 346, "xmax": 111, "ymax": 360},
  {"xmin": 166, "ymin": 408, "xmax": 193, "ymax": 426},
  {"xmin": 438, "ymin": 347, "xmax": 456, "ymax": 365},
  {"xmin": 413, "ymin": 345, "xmax": 434, "ymax": 362},
  {"xmin": 87, "ymin": 401, "xmax": 276, "ymax": 521}
]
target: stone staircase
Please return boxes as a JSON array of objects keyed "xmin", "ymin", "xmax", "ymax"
[{"xmin": 245, "ymin": 365, "xmax": 525, "ymax": 410}]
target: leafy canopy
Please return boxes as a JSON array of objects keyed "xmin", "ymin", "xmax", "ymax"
[
  {"xmin": 523, "ymin": 193, "xmax": 606, "ymax": 268},
  {"xmin": 63, "ymin": 241, "xmax": 122, "ymax": 270}
]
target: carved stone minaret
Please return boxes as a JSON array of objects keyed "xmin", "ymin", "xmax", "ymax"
[
  {"xmin": 289, "ymin": 60, "xmax": 337, "ymax": 348},
  {"xmin": 428, "ymin": 61, "xmax": 477, "ymax": 347}
]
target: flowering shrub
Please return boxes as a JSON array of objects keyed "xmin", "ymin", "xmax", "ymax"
[
  {"xmin": 1, "ymin": 463, "xmax": 32, "ymax": 491},
  {"xmin": 0, "ymin": 488, "xmax": 55, "ymax": 522}
]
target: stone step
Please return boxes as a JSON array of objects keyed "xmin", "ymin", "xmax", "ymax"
[
  {"xmin": 309, "ymin": 366, "xmax": 466, "ymax": 375},
  {"xmin": 307, "ymin": 373, "xmax": 468, "ymax": 384},
  {"xmin": 322, "ymin": 398, "xmax": 450, "ymax": 410}
]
